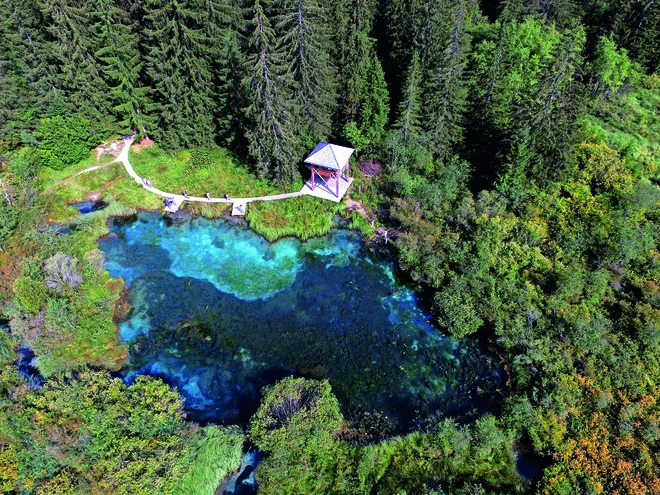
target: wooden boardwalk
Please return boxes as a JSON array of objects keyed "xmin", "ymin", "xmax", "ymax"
[{"xmin": 116, "ymin": 138, "xmax": 305, "ymax": 214}]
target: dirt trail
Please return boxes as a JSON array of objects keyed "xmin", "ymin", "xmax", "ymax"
[{"xmin": 42, "ymin": 160, "xmax": 119, "ymax": 196}]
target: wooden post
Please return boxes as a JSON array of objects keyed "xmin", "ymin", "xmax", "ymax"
[
  {"xmin": 335, "ymin": 170, "xmax": 339, "ymax": 197},
  {"xmin": 345, "ymin": 161, "xmax": 349, "ymax": 179},
  {"xmin": 312, "ymin": 165, "xmax": 315, "ymax": 190}
]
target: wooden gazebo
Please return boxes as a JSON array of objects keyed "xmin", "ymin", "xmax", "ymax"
[{"xmin": 304, "ymin": 142, "xmax": 355, "ymax": 198}]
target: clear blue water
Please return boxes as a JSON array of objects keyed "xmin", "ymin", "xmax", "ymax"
[
  {"xmin": 0, "ymin": 323, "xmax": 44, "ymax": 387},
  {"xmin": 70, "ymin": 200, "xmax": 106, "ymax": 214},
  {"xmin": 217, "ymin": 449, "xmax": 260, "ymax": 495},
  {"xmin": 100, "ymin": 213, "xmax": 502, "ymax": 428}
]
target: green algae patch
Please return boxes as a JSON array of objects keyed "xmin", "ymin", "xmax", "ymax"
[{"xmin": 118, "ymin": 214, "xmax": 302, "ymax": 300}]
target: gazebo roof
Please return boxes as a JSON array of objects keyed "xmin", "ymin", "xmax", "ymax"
[{"xmin": 304, "ymin": 142, "xmax": 354, "ymax": 171}]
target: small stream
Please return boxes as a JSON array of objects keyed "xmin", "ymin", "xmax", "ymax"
[
  {"xmin": 216, "ymin": 449, "xmax": 260, "ymax": 495},
  {"xmin": 100, "ymin": 213, "xmax": 504, "ymax": 429}
]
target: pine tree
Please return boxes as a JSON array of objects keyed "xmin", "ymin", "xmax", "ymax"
[
  {"xmin": 423, "ymin": 0, "xmax": 480, "ymax": 157},
  {"xmin": 616, "ymin": 0, "xmax": 660, "ymax": 72},
  {"xmin": 533, "ymin": 24, "xmax": 585, "ymax": 130},
  {"xmin": 386, "ymin": 51, "xmax": 432, "ymax": 186},
  {"xmin": 215, "ymin": 27, "xmax": 247, "ymax": 147},
  {"xmin": 471, "ymin": 18, "xmax": 586, "ymax": 183},
  {"xmin": 386, "ymin": 0, "xmax": 458, "ymax": 89},
  {"xmin": 394, "ymin": 51, "xmax": 422, "ymax": 145},
  {"xmin": 243, "ymin": 0, "xmax": 298, "ymax": 183},
  {"xmin": 43, "ymin": 0, "xmax": 113, "ymax": 131},
  {"xmin": 333, "ymin": 0, "xmax": 378, "ymax": 123},
  {"xmin": 0, "ymin": 2, "xmax": 29, "ymax": 145},
  {"xmin": 357, "ymin": 52, "xmax": 389, "ymax": 156},
  {"xmin": 499, "ymin": 0, "xmax": 582, "ymax": 27},
  {"xmin": 141, "ymin": 0, "xmax": 216, "ymax": 148},
  {"xmin": 1, "ymin": 0, "xmax": 59, "ymax": 142},
  {"xmin": 203, "ymin": 0, "xmax": 245, "ymax": 146},
  {"xmin": 92, "ymin": 0, "xmax": 155, "ymax": 137},
  {"xmin": 275, "ymin": 0, "xmax": 338, "ymax": 143}
]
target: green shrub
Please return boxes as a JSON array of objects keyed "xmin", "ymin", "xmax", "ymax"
[
  {"xmin": 250, "ymin": 377, "xmax": 352, "ymax": 495},
  {"xmin": 7, "ymin": 147, "xmax": 40, "ymax": 181},
  {"xmin": 0, "ymin": 331, "xmax": 17, "ymax": 367},
  {"xmin": 43, "ymin": 253, "xmax": 83, "ymax": 293},
  {"xmin": 34, "ymin": 115, "xmax": 95, "ymax": 170},
  {"xmin": 174, "ymin": 426, "xmax": 244, "ymax": 495},
  {"xmin": 250, "ymin": 377, "xmax": 343, "ymax": 452},
  {"xmin": 0, "ymin": 200, "xmax": 18, "ymax": 248},
  {"xmin": 12, "ymin": 277, "xmax": 49, "ymax": 313}
]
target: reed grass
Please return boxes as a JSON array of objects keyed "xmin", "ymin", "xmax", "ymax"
[{"xmin": 174, "ymin": 426, "xmax": 244, "ymax": 495}]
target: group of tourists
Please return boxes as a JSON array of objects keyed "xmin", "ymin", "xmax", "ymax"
[{"xmin": 143, "ymin": 179, "xmax": 233, "ymax": 206}]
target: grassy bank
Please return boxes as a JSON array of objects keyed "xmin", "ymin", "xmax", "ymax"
[{"xmin": 45, "ymin": 143, "xmax": 376, "ymax": 241}]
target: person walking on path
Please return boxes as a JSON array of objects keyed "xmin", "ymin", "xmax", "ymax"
[
  {"xmin": 182, "ymin": 189, "xmax": 189, "ymax": 199},
  {"xmin": 225, "ymin": 193, "xmax": 231, "ymax": 201},
  {"xmin": 205, "ymin": 192, "xmax": 211, "ymax": 201}
]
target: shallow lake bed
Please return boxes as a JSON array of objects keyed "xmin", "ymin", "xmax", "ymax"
[{"xmin": 100, "ymin": 212, "xmax": 503, "ymax": 429}]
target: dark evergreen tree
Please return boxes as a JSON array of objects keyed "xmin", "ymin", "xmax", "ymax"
[
  {"xmin": 499, "ymin": 0, "xmax": 583, "ymax": 27},
  {"xmin": 394, "ymin": 51, "xmax": 423, "ymax": 146},
  {"xmin": 0, "ymin": 0, "xmax": 58, "ymax": 143},
  {"xmin": 423, "ymin": 0, "xmax": 480, "ymax": 157},
  {"xmin": 385, "ymin": 50, "xmax": 432, "ymax": 193},
  {"xmin": 202, "ymin": 0, "xmax": 246, "ymax": 146},
  {"xmin": 215, "ymin": 27, "xmax": 247, "ymax": 147},
  {"xmin": 332, "ymin": 0, "xmax": 378, "ymax": 123},
  {"xmin": 533, "ymin": 24, "xmax": 585, "ymax": 131},
  {"xmin": 613, "ymin": 0, "xmax": 660, "ymax": 72},
  {"xmin": 43, "ymin": 0, "xmax": 113, "ymax": 131},
  {"xmin": 471, "ymin": 18, "xmax": 586, "ymax": 185},
  {"xmin": 578, "ymin": 0, "xmax": 660, "ymax": 73},
  {"xmin": 356, "ymin": 50, "xmax": 390, "ymax": 155},
  {"xmin": 243, "ymin": 0, "xmax": 298, "ymax": 183},
  {"xmin": 0, "ymin": 4, "xmax": 29, "ymax": 145},
  {"xmin": 141, "ymin": 0, "xmax": 216, "ymax": 148},
  {"xmin": 92, "ymin": 0, "xmax": 155, "ymax": 137},
  {"xmin": 275, "ymin": 0, "xmax": 338, "ymax": 144}
]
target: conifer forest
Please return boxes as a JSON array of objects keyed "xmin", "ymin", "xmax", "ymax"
[{"xmin": 1, "ymin": 0, "xmax": 660, "ymax": 493}]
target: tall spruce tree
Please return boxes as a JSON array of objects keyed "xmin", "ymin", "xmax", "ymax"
[
  {"xmin": 216, "ymin": 27, "xmax": 247, "ymax": 147},
  {"xmin": 0, "ymin": 2, "xmax": 29, "ymax": 145},
  {"xmin": 243, "ymin": 0, "xmax": 298, "ymax": 183},
  {"xmin": 387, "ymin": 0, "xmax": 449, "ymax": 72},
  {"xmin": 471, "ymin": 18, "xmax": 586, "ymax": 184},
  {"xmin": 92, "ymin": 0, "xmax": 155, "ymax": 137},
  {"xmin": 275, "ymin": 0, "xmax": 338, "ymax": 143},
  {"xmin": 356, "ymin": 51, "xmax": 390, "ymax": 156},
  {"xmin": 395, "ymin": 51, "xmax": 423, "ymax": 146},
  {"xmin": 43, "ymin": 0, "xmax": 113, "ymax": 131},
  {"xmin": 386, "ymin": 49, "xmax": 432, "ymax": 191},
  {"xmin": 141, "ymin": 0, "xmax": 216, "ymax": 148},
  {"xmin": 499, "ymin": 0, "xmax": 583, "ymax": 27},
  {"xmin": 332, "ymin": 0, "xmax": 378, "ymax": 123},
  {"xmin": 202, "ymin": 0, "xmax": 245, "ymax": 146},
  {"xmin": 613, "ymin": 0, "xmax": 660, "ymax": 72},
  {"xmin": 1, "ymin": 0, "xmax": 59, "ymax": 141},
  {"xmin": 423, "ymin": 0, "xmax": 480, "ymax": 157}
]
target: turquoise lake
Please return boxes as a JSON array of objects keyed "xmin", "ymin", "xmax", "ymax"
[{"xmin": 99, "ymin": 213, "xmax": 503, "ymax": 429}]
